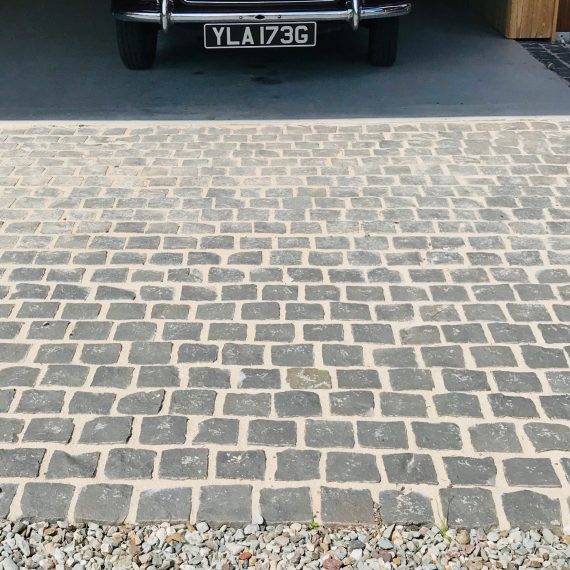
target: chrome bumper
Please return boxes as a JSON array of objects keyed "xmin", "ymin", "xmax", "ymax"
[{"xmin": 114, "ymin": 1, "xmax": 411, "ymax": 31}]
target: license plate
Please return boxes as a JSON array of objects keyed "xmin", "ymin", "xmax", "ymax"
[{"xmin": 204, "ymin": 22, "xmax": 316, "ymax": 49}]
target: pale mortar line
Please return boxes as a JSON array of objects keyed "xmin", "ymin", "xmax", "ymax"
[{"xmin": 2, "ymin": 116, "xmax": 568, "ymax": 129}]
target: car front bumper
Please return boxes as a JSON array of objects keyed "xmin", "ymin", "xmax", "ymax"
[{"xmin": 113, "ymin": 1, "xmax": 411, "ymax": 31}]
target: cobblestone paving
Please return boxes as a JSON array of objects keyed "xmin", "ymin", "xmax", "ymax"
[
  {"xmin": 0, "ymin": 120, "xmax": 569, "ymax": 530},
  {"xmin": 519, "ymin": 41, "xmax": 570, "ymax": 86}
]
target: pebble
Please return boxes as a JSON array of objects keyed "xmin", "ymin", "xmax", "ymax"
[
  {"xmin": 0, "ymin": 520, "xmax": 567, "ymax": 570},
  {"xmin": 456, "ymin": 529, "xmax": 470, "ymax": 545},
  {"xmin": 195, "ymin": 522, "xmax": 209, "ymax": 534},
  {"xmin": 251, "ymin": 513, "xmax": 264, "ymax": 525},
  {"xmin": 543, "ymin": 528, "xmax": 555, "ymax": 544},
  {"xmin": 225, "ymin": 543, "xmax": 243, "ymax": 555},
  {"xmin": 350, "ymin": 548, "xmax": 363, "ymax": 560},
  {"xmin": 378, "ymin": 538, "xmax": 393, "ymax": 549},
  {"xmin": 2, "ymin": 559, "xmax": 18, "ymax": 570}
]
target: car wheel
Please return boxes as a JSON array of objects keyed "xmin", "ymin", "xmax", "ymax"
[
  {"xmin": 116, "ymin": 20, "xmax": 158, "ymax": 70},
  {"xmin": 367, "ymin": 17, "xmax": 399, "ymax": 67}
]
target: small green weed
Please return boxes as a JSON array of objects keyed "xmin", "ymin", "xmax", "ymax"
[{"xmin": 435, "ymin": 506, "xmax": 451, "ymax": 542}]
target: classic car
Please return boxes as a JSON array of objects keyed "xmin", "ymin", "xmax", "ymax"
[{"xmin": 112, "ymin": 0, "xmax": 411, "ymax": 69}]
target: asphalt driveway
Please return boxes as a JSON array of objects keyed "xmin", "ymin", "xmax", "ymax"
[{"xmin": 2, "ymin": 0, "xmax": 569, "ymax": 119}]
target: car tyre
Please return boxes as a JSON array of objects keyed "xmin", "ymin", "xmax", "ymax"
[
  {"xmin": 116, "ymin": 20, "xmax": 158, "ymax": 70},
  {"xmin": 367, "ymin": 17, "xmax": 399, "ymax": 67}
]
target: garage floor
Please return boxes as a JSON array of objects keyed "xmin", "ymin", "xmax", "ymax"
[{"xmin": 1, "ymin": 0, "xmax": 569, "ymax": 119}]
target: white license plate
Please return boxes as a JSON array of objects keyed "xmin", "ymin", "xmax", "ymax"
[{"xmin": 204, "ymin": 22, "xmax": 317, "ymax": 49}]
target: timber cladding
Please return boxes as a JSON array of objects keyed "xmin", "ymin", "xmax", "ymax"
[
  {"xmin": 471, "ymin": 0, "xmax": 559, "ymax": 38},
  {"xmin": 558, "ymin": 0, "xmax": 570, "ymax": 31}
]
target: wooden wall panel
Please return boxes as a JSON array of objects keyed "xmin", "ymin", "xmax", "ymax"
[
  {"xmin": 558, "ymin": 0, "xmax": 570, "ymax": 31},
  {"xmin": 471, "ymin": 0, "xmax": 559, "ymax": 38},
  {"xmin": 506, "ymin": 0, "xmax": 558, "ymax": 38}
]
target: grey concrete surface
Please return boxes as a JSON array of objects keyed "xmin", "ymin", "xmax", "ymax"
[{"xmin": 1, "ymin": 0, "xmax": 569, "ymax": 119}]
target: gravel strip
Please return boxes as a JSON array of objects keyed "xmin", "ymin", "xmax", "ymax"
[{"xmin": 1, "ymin": 519, "xmax": 569, "ymax": 570}]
